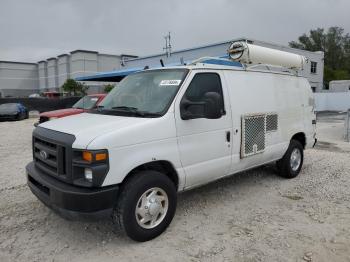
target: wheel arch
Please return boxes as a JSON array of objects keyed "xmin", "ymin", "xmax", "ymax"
[
  {"xmin": 122, "ymin": 160, "xmax": 180, "ymax": 190},
  {"xmin": 291, "ymin": 132, "xmax": 306, "ymax": 149}
]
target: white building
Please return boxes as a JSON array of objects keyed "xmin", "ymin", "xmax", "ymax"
[
  {"xmin": 0, "ymin": 61, "xmax": 39, "ymax": 97},
  {"xmin": 0, "ymin": 51, "xmax": 136, "ymax": 97},
  {"xmin": 329, "ymin": 80, "xmax": 350, "ymax": 92}
]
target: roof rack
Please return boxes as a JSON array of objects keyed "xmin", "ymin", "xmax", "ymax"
[
  {"xmin": 190, "ymin": 57, "xmax": 242, "ymax": 68},
  {"xmin": 188, "ymin": 56, "xmax": 300, "ymax": 76}
]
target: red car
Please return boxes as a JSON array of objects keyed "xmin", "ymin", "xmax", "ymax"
[{"xmin": 36, "ymin": 94, "xmax": 106, "ymax": 125}]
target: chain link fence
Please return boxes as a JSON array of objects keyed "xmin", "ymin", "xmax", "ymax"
[{"xmin": 0, "ymin": 97, "xmax": 81, "ymax": 112}]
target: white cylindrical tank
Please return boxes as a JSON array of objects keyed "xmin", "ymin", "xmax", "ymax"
[{"xmin": 228, "ymin": 41, "xmax": 306, "ymax": 70}]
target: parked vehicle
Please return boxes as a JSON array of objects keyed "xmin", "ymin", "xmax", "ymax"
[
  {"xmin": 29, "ymin": 93, "xmax": 41, "ymax": 98},
  {"xmin": 42, "ymin": 91, "xmax": 61, "ymax": 99},
  {"xmin": 36, "ymin": 94, "xmax": 106, "ymax": 125},
  {"xmin": 42, "ymin": 91, "xmax": 69, "ymax": 99},
  {"xmin": 0, "ymin": 103, "xmax": 28, "ymax": 121},
  {"xmin": 26, "ymin": 43, "xmax": 316, "ymax": 242}
]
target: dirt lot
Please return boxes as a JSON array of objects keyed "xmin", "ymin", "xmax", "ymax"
[{"xmin": 0, "ymin": 115, "xmax": 350, "ymax": 262}]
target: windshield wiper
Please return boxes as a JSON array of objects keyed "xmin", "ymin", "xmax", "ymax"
[
  {"xmin": 93, "ymin": 106, "xmax": 161, "ymax": 117},
  {"xmin": 110, "ymin": 106, "xmax": 161, "ymax": 117},
  {"xmin": 112, "ymin": 106, "xmax": 138, "ymax": 111},
  {"xmin": 93, "ymin": 105, "xmax": 104, "ymax": 112},
  {"xmin": 111, "ymin": 106, "xmax": 146, "ymax": 116}
]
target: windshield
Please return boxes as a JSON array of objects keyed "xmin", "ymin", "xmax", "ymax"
[
  {"xmin": 97, "ymin": 69, "xmax": 188, "ymax": 117},
  {"xmin": 73, "ymin": 96, "xmax": 100, "ymax": 109},
  {"xmin": 0, "ymin": 103, "xmax": 18, "ymax": 111}
]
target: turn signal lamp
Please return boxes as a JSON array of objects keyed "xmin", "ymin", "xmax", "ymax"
[
  {"xmin": 82, "ymin": 151, "xmax": 107, "ymax": 162},
  {"xmin": 82, "ymin": 151, "xmax": 93, "ymax": 162},
  {"xmin": 95, "ymin": 152, "xmax": 107, "ymax": 161}
]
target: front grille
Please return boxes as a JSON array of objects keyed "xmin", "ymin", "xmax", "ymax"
[
  {"xmin": 32, "ymin": 127, "xmax": 75, "ymax": 183},
  {"xmin": 34, "ymin": 136, "xmax": 66, "ymax": 177}
]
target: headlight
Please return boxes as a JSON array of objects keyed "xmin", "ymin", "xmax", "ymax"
[
  {"xmin": 84, "ymin": 168, "xmax": 93, "ymax": 182},
  {"xmin": 49, "ymin": 117, "xmax": 58, "ymax": 120},
  {"xmin": 72, "ymin": 149, "xmax": 109, "ymax": 187}
]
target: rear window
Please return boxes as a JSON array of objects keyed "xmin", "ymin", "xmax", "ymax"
[
  {"xmin": 73, "ymin": 96, "xmax": 99, "ymax": 109},
  {"xmin": 0, "ymin": 103, "xmax": 18, "ymax": 110}
]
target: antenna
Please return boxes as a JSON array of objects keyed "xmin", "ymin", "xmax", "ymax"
[
  {"xmin": 160, "ymin": 59, "xmax": 165, "ymax": 67},
  {"xmin": 163, "ymin": 32, "xmax": 172, "ymax": 57}
]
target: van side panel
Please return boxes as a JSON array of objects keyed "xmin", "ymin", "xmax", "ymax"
[
  {"xmin": 223, "ymin": 70, "xmax": 306, "ymax": 174},
  {"xmin": 299, "ymin": 78, "xmax": 316, "ymax": 148}
]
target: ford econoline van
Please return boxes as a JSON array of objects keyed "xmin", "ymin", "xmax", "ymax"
[{"xmin": 26, "ymin": 45, "xmax": 316, "ymax": 242}]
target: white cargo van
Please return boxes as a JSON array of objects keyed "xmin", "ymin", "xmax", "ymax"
[{"xmin": 26, "ymin": 42, "xmax": 316, "ymax": 241}]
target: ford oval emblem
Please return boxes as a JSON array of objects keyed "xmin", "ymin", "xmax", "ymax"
[{"xmin": 40, "ymin": 150, "xmax": 48, "ymax": 160}]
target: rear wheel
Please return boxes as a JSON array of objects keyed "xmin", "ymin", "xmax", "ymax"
[
  {"xmin": 277, "ymin": 140, "xmax": 304, "ymax": 178},
  {"xmin": 113, "ymin": 170, "xmax": 177, "ymax": 242}
]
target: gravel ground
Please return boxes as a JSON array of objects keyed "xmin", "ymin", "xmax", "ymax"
[{"xmin": 0, "ymin": 118, "xmax": 350, "ymax": 262}]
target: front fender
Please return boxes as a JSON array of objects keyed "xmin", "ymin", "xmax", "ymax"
[{"xmin": 101, "ymin": 138, "xmax": 186, "ymax": 190}]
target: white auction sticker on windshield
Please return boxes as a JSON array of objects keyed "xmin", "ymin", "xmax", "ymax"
[{"xmin": 159, "ymin": 80, "xmax": 181, "ymax": 86}]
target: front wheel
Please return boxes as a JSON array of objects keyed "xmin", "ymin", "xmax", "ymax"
[
  {"xmin": 277, "ymin": 140, "xmax": 304, "ymax": 178},
  {"xmin": 113, "ymin": 170, "xmax": 177, "ymax": 242}
]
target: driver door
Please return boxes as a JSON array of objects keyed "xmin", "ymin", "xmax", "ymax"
[{"xmin": 175, "ymin": 71, "xmax": 232, "ymax": 188}]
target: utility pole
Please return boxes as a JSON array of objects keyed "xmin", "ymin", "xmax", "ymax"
[{"xmin": 163, "ymin": 32, "xmax": 172, "ymax": 57}]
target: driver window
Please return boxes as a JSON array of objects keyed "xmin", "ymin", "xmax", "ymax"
[{"xmin": 182, "ymin": 73, "xmax": 225, "ymax": 115}]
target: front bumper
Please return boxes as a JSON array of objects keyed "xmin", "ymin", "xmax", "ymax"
[
  {"xmin": 26, "ymin": 161, "xmax": 119, "ymax": 220},
  {"xmin": 0, "ymin": 115, "xmax": 17, "ymax": 121}
]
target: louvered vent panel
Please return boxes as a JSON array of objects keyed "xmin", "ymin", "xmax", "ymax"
[
  {"xmin": 266, "ymin": 113, "xmax": 278, "ymax": 132},
  {"xmin": 241, "ymin": 114, "xmax": 266, "ymax": 157}
]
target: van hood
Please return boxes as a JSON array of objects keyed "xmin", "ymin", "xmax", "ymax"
[{"xmin": 39, "ymin": 113, "xmax": 153, "ymax": 148}]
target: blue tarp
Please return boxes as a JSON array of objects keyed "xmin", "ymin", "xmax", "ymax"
[
  {"xmin": 75, "ymin": 67, "xmax": 144, "ymax": 82},
  {"xmin": 75, "ymin": 57, "xmax": 242, "ymax": 82},
  {"xmin": 202, "ymin": 58, "xmax": 242, "ymax": 67}
]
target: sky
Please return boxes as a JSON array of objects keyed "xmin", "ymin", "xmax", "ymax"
[{"xmin": 0, "ymin": 0, "xmax": 349, "ymax": 62}]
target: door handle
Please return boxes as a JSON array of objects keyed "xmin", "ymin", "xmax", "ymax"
[{"xmin": 226, "ymin": 131, "xmax": 231, "ymax": 142}]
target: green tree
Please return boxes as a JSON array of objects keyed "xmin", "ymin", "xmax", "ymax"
[
  {"xmin": 61, "ymin": 79, "xmax": 88, "ymax": 96},
  {"xmin": 289, "ymin": 27, "xmax": 350, "ymax": 87},
  {"xmin": 103, "ymin": 84, "xmax": 115, "ymax": 93}
]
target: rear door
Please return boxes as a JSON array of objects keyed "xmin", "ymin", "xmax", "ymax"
[{"xmin": 174, "ymin": 70, "xmax": 233, "ymax": 188}]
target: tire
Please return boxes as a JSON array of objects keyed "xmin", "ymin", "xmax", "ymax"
[
  {"xmin": 276, "ymin": 139, "xmax": 304, "ymax": 178},
  {"xmin": 113, "ymin": 170, "xmax": 177, "ymax": 242},
  {"xmin": 15, "ymin": 113, "xmax": 21, "ymax": 121}
]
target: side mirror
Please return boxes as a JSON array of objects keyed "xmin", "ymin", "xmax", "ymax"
[{"xmin": 180, "ymin": 92, "xmax": 222, "ymax": 120}]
